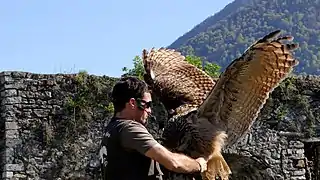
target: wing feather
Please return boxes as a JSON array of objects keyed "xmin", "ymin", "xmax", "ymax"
[
  {"xmin": 196, "ymin": 30, "xmax": 299, "ymax": 146},
  {"xmin": 142, "ymin": 48, "xmax": 216, "ymax": 116}
]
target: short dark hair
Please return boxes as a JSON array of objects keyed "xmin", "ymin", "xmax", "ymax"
[{"xmin": 111, "ymin": 76, "xmax": 149, "ymax": 113}]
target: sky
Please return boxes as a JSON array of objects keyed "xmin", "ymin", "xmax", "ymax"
[{"xmin": 0, "ymin": 0, "xmax": 234, "ymax": 78}]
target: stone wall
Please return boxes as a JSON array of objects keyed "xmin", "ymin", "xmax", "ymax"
[
  {"xmin": 223, "ymin": 75, "xmax": 320, "ymax": 180},
  {"xmin": 0, "ymin": 71, "xmax": 114, "ymax": 180},
  {"xmin": 224, "ymin": 123, "xmax": 307, "ymax": 180},
  {"xmin": 0, "ymin": 71, "xmax": 319, "ymax": 180}
]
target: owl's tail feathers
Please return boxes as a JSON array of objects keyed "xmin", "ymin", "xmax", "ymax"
[{"xmin": 202, "ymin": 131, "xmax": 231, "ymax": 180}]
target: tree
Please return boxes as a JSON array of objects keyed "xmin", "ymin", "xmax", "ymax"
[
  {"xmin": 203, "ymin": 61, "xmax": 221, "ymax": 77},
  {"xmin": 122, "ymin": 55, "xmax": 145, "ymax": 80},
  {"xmin": 185, "ymin": 55, "xmax": 221, "ymax": 78},
  {"xmin": 185, "ymin": 55, "xmax": 202, "ymax": 69}
]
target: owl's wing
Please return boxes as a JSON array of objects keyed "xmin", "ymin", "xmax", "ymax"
[
  {"xmin": 196, "ymin": 30, "xmax": 299, "ymax": 146},
  {"xmin": 142, "ymin": 48, "xmax": 216, "ymax": 116}
]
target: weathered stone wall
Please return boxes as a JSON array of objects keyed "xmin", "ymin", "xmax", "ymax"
[
  {"xmin": 223, "ymin": 75, "xmax": 320, "ymax": 180},
  {"xmin": 224, "ymin": 123, "xmax": 307, "ymax": 180},
  {"xmin": 0, "ymin": 71, "xmax": 115, "ymax": 180},
  {"xmin": 0, "ymin": 71, "xmax": 162, "ymax": 180},
  {"xmin": 0, "ymin": 71, "xmax": 319, "ymax": 180}
]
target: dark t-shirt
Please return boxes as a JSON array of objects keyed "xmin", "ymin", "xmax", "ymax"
[{"xmin": 100, "ymin": 118, "xmax": 163, "ymax": 180}]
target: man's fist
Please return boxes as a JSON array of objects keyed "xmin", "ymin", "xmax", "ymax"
[{"xmin": 195, "ymin": 157, "xmax": 207, "ymax": 172}]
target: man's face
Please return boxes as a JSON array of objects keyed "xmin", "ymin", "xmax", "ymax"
[{"xmin": 135, "ymin": 92, "xmax": 152, "ymax": 125}]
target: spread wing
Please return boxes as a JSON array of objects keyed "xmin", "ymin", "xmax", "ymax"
[
  {"xmin": 196, "ymin": 30, "xmax": 299, "ymax": 146},
  {"xmin": 142, "ymin": 48, "xmax": 216, "ymax": 116}
]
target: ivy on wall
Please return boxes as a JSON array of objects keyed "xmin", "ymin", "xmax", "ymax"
[{"xmin": 63, "ymin": 70, "xmax": 117, "ymax": 140}]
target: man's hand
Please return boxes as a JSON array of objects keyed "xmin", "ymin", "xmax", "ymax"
[{"xmin": 195, "ymin": 157, "xmax": 207, "ymax": 172}]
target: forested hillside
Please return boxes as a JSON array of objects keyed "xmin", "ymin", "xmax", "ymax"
[{"xmin": 169, "ymin": 0, "xmax": 320, "ymax": 75}]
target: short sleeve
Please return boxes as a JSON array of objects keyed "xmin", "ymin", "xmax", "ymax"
[{"xmin": 120, "ymin": 120, "xmax": 159, "ymax": 154}]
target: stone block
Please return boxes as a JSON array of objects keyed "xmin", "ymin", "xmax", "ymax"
[
  {"xmin": 6, "ymin": 130, "xmax": 19, "ymax": 139},
  {"xmin": 1, "ymin": 97, "xmax": 22, "ymax": 105},
  {"xmin": 2, "ymin": 171, "xmax": 13, "ymax": 178},
  {"xmin": 13, "ymin": 173, "xmax": 27, "ymax": 178},
  {"xmin": 290, "ymin": 176, "xmax": 306, "ymax": 180},
  {"xmin": 1, "ymin": 111, "xmax": 15, "ymax": 119},
  {"xmin": 4, "ymin": 164, "xmax": 24, "ymax": 171},
  {"xmin": 295, "ymin": 149, "xmax": 304, "ymax": 154},
  {"xmin": 5, "ymin": 138, "xmax": 22, "ymax": 147},
  {"xmin": 5, "ymin": 121, "xmax": 18, "ymax": 130},
  {"xmin": 0, "ymin": 73, "xmax": 14, "ymax": 83},
  {"xmin": 289, "ymin": 141, "xmax": 304, "ymax": 149},
  {"xmin": 3, "ymin": 83, "xmax": 26, "ymax": 90},
  {"xmin": 3, "ymin": 147, "xmax": 14, "ymax": 158},
  {"xmin": 1, "ymin": 89, "xmax": 17, "ymax": 97},
  {"xmin": 33, "ymin": 109, "xmax": 49, "ymax": 117},
  {"xmin": 293, "ymin": 169, "xmax": 306, "ymax": 176},
  {"xmin": 11, "ymin": 71, "xmax": 27, "ymax": 78},
  {"xmin": 4, "ymin": 117, "xmax": 15, "ymax": 122},
  {"xmin": 271, "ymin": 151, "xmax": 281, "ymax": 159},
  {"xmin": 3, "ymin": 154, "xmax": 15, "ymax": 164},
  {"xmin": 28, "ymin": 99, "xmax": 35, "ymax": 103},
  {"xmin": 17, "ymin": 90, "xmax": 28, "ymax": 98},
  {"xmin": 290, "ymin": 153, "xmax": 305, "ymax": 160},
  {"xmin": 1, "ymin": 105, "xmax": 14, "ymax": 112}
]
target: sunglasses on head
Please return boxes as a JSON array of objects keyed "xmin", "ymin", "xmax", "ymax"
[{"xmin": 136, "ymin": 98, "xmax": 152, "ymax": 109}]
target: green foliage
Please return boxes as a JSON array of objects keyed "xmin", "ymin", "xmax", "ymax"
[
  {"xmin": 185, "ymin": 55, "xmax": 203, "ymax": 69},
  {"xmin": 122, "ymin": 56, "xmax": 145, "ymax": 80},
  {"xmin": 185, "ymin": 55, "xmax": 221, "ymax": 77},
  {"xmin": 169, "ymin": 0, "xmax": 320, "ymax": 75},
  {"xmin": 259, "ymin": 76, "xmax": 319, "ymax": 137},
  {"xmin": 63, "ymin": 70, "xmax": 116, "ymax": 139},
  {"xmin": 121, "ymin": 54, "xmax": 221, "ymax": 79},
  {"xmin": 203, "ymin": 61, "xmax": 221, "ymax": 77}
]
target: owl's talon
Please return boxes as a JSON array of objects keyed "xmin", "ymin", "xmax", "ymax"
[{"xmin": 202, "ymin": 153, "xmax": 231, "ymax": 180}]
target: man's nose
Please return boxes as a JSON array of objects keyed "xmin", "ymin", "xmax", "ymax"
[{"xmin": 146, "ymin": 107, "xmax": 152, "ymax": 114}]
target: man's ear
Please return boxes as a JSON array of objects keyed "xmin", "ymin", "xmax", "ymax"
[{"xmin": 128, "ymin": 98, "xmax": 136, "ymax": 109}]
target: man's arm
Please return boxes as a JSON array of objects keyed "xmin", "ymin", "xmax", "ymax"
[
  {"xmin": 145, "ymin": 143, "xmax": 205, "ymax": 173},
  {"xmin": 120, "ymin": 120, "xmax": 206, "ymax": 173}
]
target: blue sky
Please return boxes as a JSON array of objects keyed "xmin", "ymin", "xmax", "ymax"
[{"xmin": 0, "ymin": 0, "xmax": 233, "ymax": 78}]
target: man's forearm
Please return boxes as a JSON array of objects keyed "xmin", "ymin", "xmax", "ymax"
[
  {"xmin": 145, "ymin": 143, "xmax": 204, "ymax": 174},
  {"xmin": 170, "ymin": 152, "xmax": 201, "ymax": 173}
]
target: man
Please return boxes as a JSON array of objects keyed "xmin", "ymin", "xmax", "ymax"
[{"xmin": 100, "ymin": 76, "xmax": 208, "ymax": 180}]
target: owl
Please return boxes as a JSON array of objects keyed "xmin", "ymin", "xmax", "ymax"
[{"xmin": 142, "ymin": 30, "xmax": 299, "ymax": 180}]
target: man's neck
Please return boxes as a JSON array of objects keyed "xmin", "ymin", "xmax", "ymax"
[{"xmin": 114, "ymin": 110, "xmax": 134, "ymax": 120}]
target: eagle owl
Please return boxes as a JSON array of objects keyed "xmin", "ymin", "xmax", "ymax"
[{"xmin": 142, "ymin": 30, "xmax": 299, "ymax": 180}]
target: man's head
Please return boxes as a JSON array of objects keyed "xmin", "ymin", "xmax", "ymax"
[{"xmin": 111, "ymin": 76, "xmax": 152, "ymax": 125}]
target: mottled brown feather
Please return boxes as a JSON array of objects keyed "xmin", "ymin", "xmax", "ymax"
[
  {"xmin": 142, "ymin": 47, "xmax": 216, "ymax": 116},
  {"xmin": 196, "ymin": 30, "xmax": 299, "ymax": 147}
]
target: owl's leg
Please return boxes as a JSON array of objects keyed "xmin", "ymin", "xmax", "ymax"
[
  {"xmin": 201, "ymin": 153, "xmax": 231, "ymax": 180},
  {"xmin": 201, "ymin": 132, "xmax": 231, "ymax": 180}
]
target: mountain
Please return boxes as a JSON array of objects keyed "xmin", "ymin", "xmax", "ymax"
[
  {"xmin": 168, "ymin": 0, "xmax": 320, "ymax": 75},
  {"xmin": 169, "ymin": 0, "xmax": 254, "ymax": 48}
]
